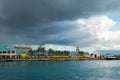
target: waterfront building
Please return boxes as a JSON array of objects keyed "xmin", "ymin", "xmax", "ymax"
[
  {"xmin": 0, "ymin": 45, "xmax": 32, "ymax": 59},
  {"xmin": 90, "ymin": 51, "xmax": 100, "ymax": 59},
  {"xmin": 14, "ymin": 46, "xmax": 32, "ymax": 55},
  {"xmin": 0, "ymin": 45, "xmax": 17, "ymax": 59},
  {"xmin": 93, "ymin": 50, "xmax": 120, "ymax": 59}
]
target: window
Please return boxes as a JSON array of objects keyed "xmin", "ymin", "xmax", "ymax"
[
  {"xmin": 3, "ymin": 51, "xmax": 7, "ymax": 54},
  {"xmin": 12, "ymin": 51, "xmax": 15, "ymax": 54},
  {"xmin": 8, "ymin": 51, "xmax": 10, "ymax": 53}
]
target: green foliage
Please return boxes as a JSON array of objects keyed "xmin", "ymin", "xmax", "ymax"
[
  {"xmin": 28, "ymin": 47, "xmax": 70, "ymax": 56},
  {"xmin": 37, "ymin": 47, "xmax": 46, "ymax": 52},
  {"xmin": 48, "ymin": 48, "xmax": 54, "ymax": 53},
  {"xmin": 28, "ymin": 50, "xmax": 37, "ymax": 56},
  {"xmin": 28, "ymin": 47, "xmax": 46, "ymax": 56},
  {"xmin": 78, "ymin": 51, "xmax": 85, "ymax": 56},
  {"xmin": 49, "ymin": 48, "xmax": 70, "ymax": 56}
]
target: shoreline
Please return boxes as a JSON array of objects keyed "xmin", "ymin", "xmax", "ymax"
[{"xmin": 0, "ymin": 58, "xmax": 110, "ymax": 62}]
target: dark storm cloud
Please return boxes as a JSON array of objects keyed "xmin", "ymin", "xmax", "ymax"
[
  {"xmin": 0, "ymin": 0, "xmax": 109, "ymax": 27},
  {"xmin": 0, "ymin": 0, "xmax": 119, "ymax": 46}
]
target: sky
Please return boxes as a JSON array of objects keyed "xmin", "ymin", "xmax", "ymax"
[{"xmin": 0, "ymin": 0, "xmax": 120, "ymax": 52}]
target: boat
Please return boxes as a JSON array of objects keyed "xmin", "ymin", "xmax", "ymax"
[{"xmin": 105, "ymin": 56, "xmax": 120, "ymax": 60}]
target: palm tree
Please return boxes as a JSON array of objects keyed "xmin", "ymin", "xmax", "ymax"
[
  {"xmin": 37, "ymin": 47, "xmax": 46, "ymax": 56},
  {"xmin": 48, "ymin": 48, "xmax": 54, "ymax": 56}
]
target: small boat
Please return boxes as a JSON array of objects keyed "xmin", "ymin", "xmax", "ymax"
[{"xmin": 105, "ymin": 56, "xmax": 120, "ymax": 60}]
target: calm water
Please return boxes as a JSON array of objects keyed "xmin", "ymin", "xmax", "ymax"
[{"xmin": 0, "ymin": 60, "xmax": 120, "ymax": 80}]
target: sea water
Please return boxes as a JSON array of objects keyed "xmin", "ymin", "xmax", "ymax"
[{"xmin": 0, "ymin": 60, "xmax": 120, "ymax": 80}]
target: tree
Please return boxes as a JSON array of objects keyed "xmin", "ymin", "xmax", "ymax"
[
  {"xmin": 48, "ymin": 48, "xmax": 54, "ymax": 53},
  {"xmin": 64, "ymin": 51, "xmax": 70, "ymax": 56},
  {"xmin": 78, "ymin": 51, "xmax": 84, "ymax": 56},
  {"xmin": 36, "ymin": 47, "xmax": 46, "ymax": 56},
  {"xmin": 37, "ymin": 47, "xmax": 46, "ymax": 52},
  {"xmin": 48, "ymin": 48, "xmax": 54, "ymax": 56},
  {"xmin": 28, "ymin": 50, "xmax": 37, "ymax": 56}
]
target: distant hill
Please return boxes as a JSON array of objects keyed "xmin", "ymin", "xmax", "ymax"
[{"xmin": 96, "ymin": 50, "xmax": 120, "ymax": 55}]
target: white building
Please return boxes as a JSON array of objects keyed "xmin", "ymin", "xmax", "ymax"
[{"xmin": 90, "ymin": 51, "xmax": 100, "ymax": 58}]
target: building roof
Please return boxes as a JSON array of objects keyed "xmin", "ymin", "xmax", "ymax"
[
  {"xmin": 14, "ymin": 46, "xmax": 32, "ymax": 50},
  {"xmin": 0, "ymin": 45, "xmax": 15, "ymax": 51}
]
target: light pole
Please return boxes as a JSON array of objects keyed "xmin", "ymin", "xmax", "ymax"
[{"xmin": 76, "ymin": 47, "xmax": 80, "ymax": 56}]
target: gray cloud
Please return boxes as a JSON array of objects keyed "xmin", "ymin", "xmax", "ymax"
[{"xmin": 0, "ymin": 0, "xmax": 119, "ymax": 47}]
